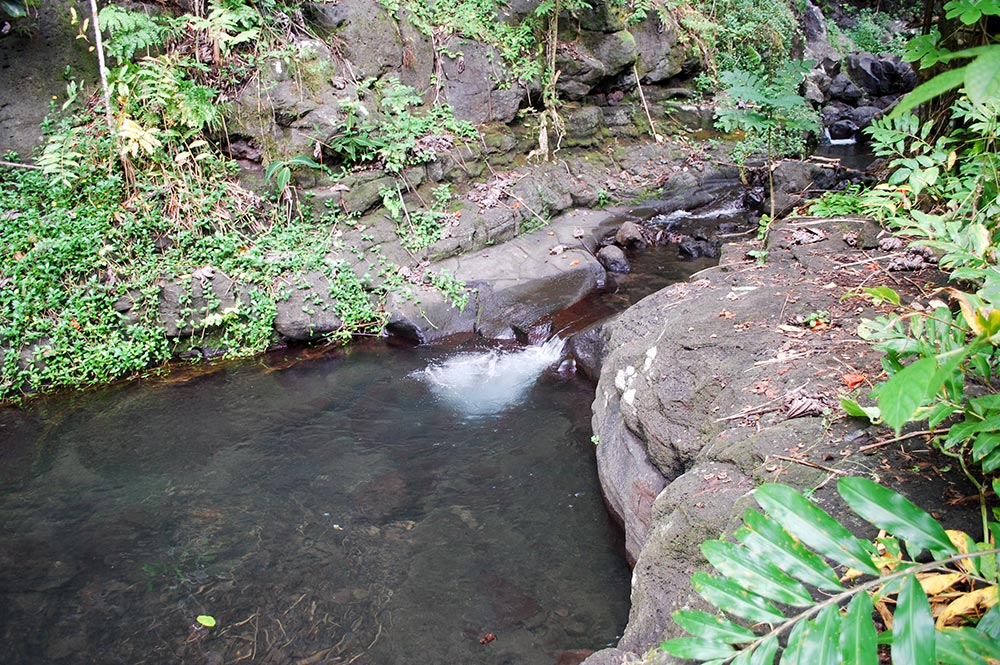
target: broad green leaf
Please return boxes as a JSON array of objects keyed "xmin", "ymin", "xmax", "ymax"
[
  {"xmin": 660, "ymin": 637, "xmax": 736, "ymax": 660},
  {"xmin": 737, "ymin": 509, "xmax": 843, "ymax": 592},
  {"xmin": 701, "ymin": 540, "xmax": 813, "ymax": 607},
  {"xmin": 892, "ymin": 575, "xmax": 936, "ymax": 665},
  {"xmin": 672, "ymin": 610, "xmax": 757, "ymax": 644},
  {"xmin": 890, "ymin": 66, "xmax": 967, "ymax": 119},
  {"xmin": 973, "ymin": 432, "xmax": 1000, "ymax": 462},
  {"xmin": 750, "ymin": 633, "xmax": 778, "ymax": 665},
  {"xmin": 841, "ymin": 592, "xmax": 878, "ymax": 665},
  {"xmin": 691, "ymin": 572, "xmax": 786, "ymax": 624},
  {"xmin": 196, "ymin": 614, "xmax": 216, "ymax": 628},
  {"xmin": 873, "ymin": 356, "xmax": 938, "ymax": 432},
  {"xmin": 755, "ymin": 485, "xmax": 879, "ymax": 576},
  {"xmin": 977, "ymin": 603, "xmax": 1000, "ymax": 639},
  {"xmin": 782, "ymin": 615, "xmax": 809, "ymax": 663},
  {"xmin": 839, "ymin": 477, "xmax": 955, "ymax": 558},
  {"xmin": 795, "ymin": 605, "xmax": 841, "ymax": 665},
  {"xmin": 936, "ymin": 627, "xmax": 1000, "ymax": 664}
]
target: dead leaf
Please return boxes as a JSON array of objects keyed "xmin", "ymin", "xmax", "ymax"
[
  {"xmin": 918, "ymin": 572, "xmax": 965, "ymax": 597},
  {"xmin": 569, "ymin": 259, "xmax": 580, "ymax": 266},
  {"xmin": 842, "ymin": 373, "xmax": 867, "ymax": 389},
  {"xmin": 572, "ymin": 227, "xmax": 585, "ymax": 238},
  {"xmin": 935, "ymin": 585, "xmax": 998, "ymax": 628}
]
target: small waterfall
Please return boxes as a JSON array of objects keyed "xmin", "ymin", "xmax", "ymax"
[{"xmin": 418, "ymin": 336, "xmax": 566, "ymax": 417}]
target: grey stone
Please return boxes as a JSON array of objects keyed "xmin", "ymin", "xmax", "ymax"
[
  {"xmin": 828, "ymin": 119, "xmax": 860, "ymax": 141},
  {"xmin": 438, "ymin": 38, "xmax": 524, "ymax": 124},
  {"xmin": 615, "ymin": 221, "xmax": 647, "ymax": 250},
  {"xmin": 272, "ymin": 272, "xmax": 345, "ymax": 341},
  {"xmin": 633, "ymin": 13, "xmax": 690, "ymax": 84},
  {"xmin": 597, "ymin": 245, "xmax": 630, "ymax": 273},
  {"xmin": 829, "ymin": 72, "xmax": 864, "ymax": 102},
  {"xmin": 157, "ymin": 271, "xmax": 251, "ymax": 338}
]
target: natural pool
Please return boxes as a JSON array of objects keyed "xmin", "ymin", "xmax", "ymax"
[{"xmin": 0, "ymin": 341, "xmax": 630, "ymax": 664}]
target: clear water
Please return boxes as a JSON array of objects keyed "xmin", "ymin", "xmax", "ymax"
[{"xmin": 0, "ymin": 341, "xmax": 630, "ymax": 664}]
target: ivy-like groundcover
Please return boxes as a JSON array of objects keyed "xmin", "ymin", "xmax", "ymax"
[{"xmin": 662, "ymin": 477, "xmax": 1000, "ymax": 664}]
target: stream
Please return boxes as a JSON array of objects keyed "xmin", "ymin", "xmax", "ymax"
[{"xmin": 0, "ymin": 183, "xmax": 761, "ymax": 665}]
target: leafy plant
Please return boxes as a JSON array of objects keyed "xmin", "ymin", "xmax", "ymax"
[
  {"xmin": 714, "ymin": 60, "xmax": 819, "ymax": 219},
  {"xmin": 661, "ymin": 477, "xmax": 1000, "ymax": 664}
]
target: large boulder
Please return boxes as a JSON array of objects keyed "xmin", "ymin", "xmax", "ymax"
[
  {"xmin": 303, "ymin": 0, "xmax": 434, "ymax": 94},
  {"xmin": 633, "ymin": 12, "xmax": 692, "ymax": 84},
  {"xmin": 437, "ymin": 38, "xmax": 524, "ymax": 124}
]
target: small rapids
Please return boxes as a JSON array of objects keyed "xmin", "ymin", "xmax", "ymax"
[{"xmin": 418, "ymin": 336, "xmax": 566, "ymax": 417}]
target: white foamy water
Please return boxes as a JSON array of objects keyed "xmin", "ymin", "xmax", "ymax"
[{"xmin": 418, "ymin": 336, "xmax": 566, "ymax": 417}]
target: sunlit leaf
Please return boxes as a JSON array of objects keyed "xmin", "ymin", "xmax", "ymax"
[
  {"xmin": 839, "ymin": 477, "xmax": 955, "ymax": 558},
  {"xmin": 702, "ymin": 540, "xmax": 813, "ymax": 607},
  {"xmin": 890, "ymin": 67, "xmax": 967, "ymax": 119},
  {"xmin": 660, "ymin": 637, "xmax": 736, "ymax": 660},
  {"xmin": 795, "ymin": 605, "xmax": 840, "ymax": 665},
  {"xmin": 672, "ymin": 610, "xmax": 757, "ymax": 645},
  {"xmin": 691, "ymin": 572, "xmax": 786, "ymax": 624},
  {"xmin": 737, "ymin": 509, "xmax": 843, "ymax": 592},
  {"xmin": 755, "ymin": 485, "xmax": 879, "ymax": 576}
]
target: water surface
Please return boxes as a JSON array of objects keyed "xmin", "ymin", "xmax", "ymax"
[{"xmin": 0, "ymin": 341, "xmax": 630, "ymax": 664}]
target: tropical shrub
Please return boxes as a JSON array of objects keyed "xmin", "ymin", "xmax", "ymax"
[{"xmin": 661, "ymin": 478, "xmax": 1000, "ymax": 664}]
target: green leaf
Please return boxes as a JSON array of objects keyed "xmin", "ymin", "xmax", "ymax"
[
  {"xmin": 196, "ymin": 614, "xmax": 216, "ymax": 628},
  {"xmin": 840, "ymin": 397, "xmax": 881, "ymax": 424},
  {"xmin": 965, "ymin": 48, "xmax": 1000, "ymax": 106},
  {"xmin": 755, "ymin": 485, "xmax": 879, "ymax": 576},
  {"xmin": 796, "ymin": 605, "xmax": 841, "ymax": 665},
  {"xmin": 782, "ymin": 614, "xmax": 809, "ymax": 663},
  {"xmin": 841, "ymin": 592, "xmax": 878, "ymax": 665},
  {"xmin": 672, "ymin": 610, "xmax": 757, "ymax": 645},
  {"xmin": 749, "ymin": 633, "xmax": 778, "ymax": 665},
  {"xmin": 737, "ymin": 509, "xmax": 843, "ymax": 592},
  {"xmin": 936, "ymin": 627, "xmax": 1000, "ymax": 665},
  {"xmin": 660, "ymin": 637, "xmax": 736, "ymax": 660},
  {"xmin": 691, "ymin": 572, "xmax": 786, "ymax": 624},
  {"xmin": 890, "ymin": 67, "xmax": 968, "ymax": 119},
  {"xmin": 978, "ymin": 603, "xmax": 1000, "ymax": 639},
  {"xmin": 873, "ymin": 356, "xmax": 938, "ymax": 432},
  {"xmin": 838, "ymin": 477, "xmax": 956, "ymax": 558},
  {"xmin": 891, "ymin": 575, "xmax": 936, "ymax": 665},
  {"xmin": 862, "ymin": 286, "xmax": 901, "ymax": 307},
  {"xmin": 701, "ymin": 540, "xmax": 813, "ymax": 607}
]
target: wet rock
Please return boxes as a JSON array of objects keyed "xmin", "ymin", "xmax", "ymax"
[
  {"xmin": 615, "ymin": 221, "xmax": 647, "ymax": 250},
  {"xmin": 597, "ymin": 245, "xmax": 630, "ymax": 273},
  {"xmin": 558, "ymin": 649, "xmax": 595, "ymax": 665},
  {"xmin": 849, "ymin": 105, "xmax": 882, "ymax": 130},
  {"xmin": 563, "ymin": 104, "xmax": 604, "ymax": 145},
  {"xmin": 555, "ymin": 29, "xmax": 637, "ymax": 100},
  {"xmin": 567, "ymin": 325, "xmax": 607, "ymax": 382},
  {"xmin": 482, "ymin": 573, "xmax": 541, "ymax": 627},
  {"xmin": 353, "ymin": 471, "xmax": 409, "ymax": 521},
  {"xmin": 677, "ymin": 238, "xmax": 719, "ymax": 259},
  {"xmin": 828, "ymin": 119, "xmax": 860, "ymax": 141}
]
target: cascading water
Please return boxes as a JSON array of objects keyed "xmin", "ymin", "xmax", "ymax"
[{"xmin": 418, "ymin": 336, "xmax": 566, "ymax": 417}]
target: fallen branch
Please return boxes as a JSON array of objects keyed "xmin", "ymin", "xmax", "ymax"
[
  {"xmin": 769, "ymin": 454, "xmax": 846, "ymax": 476},
  {"xmin": 858, "ymin": 429, "xmax": 939, "ymax": 453}
]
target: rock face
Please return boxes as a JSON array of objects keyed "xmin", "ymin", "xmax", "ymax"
[{"xmin": 582, "ymin": 218, "xmax": 973, "ymax": 664}]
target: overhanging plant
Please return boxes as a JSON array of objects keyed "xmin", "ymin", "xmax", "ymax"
[{"xmin": 660, "ymin": 477, "xmax": 1000, "ymax": 664}]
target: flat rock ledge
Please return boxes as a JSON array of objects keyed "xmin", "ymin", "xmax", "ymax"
[{"xmin": 583, "ymin": 217, "xmax": 972, "ymax": 664}]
